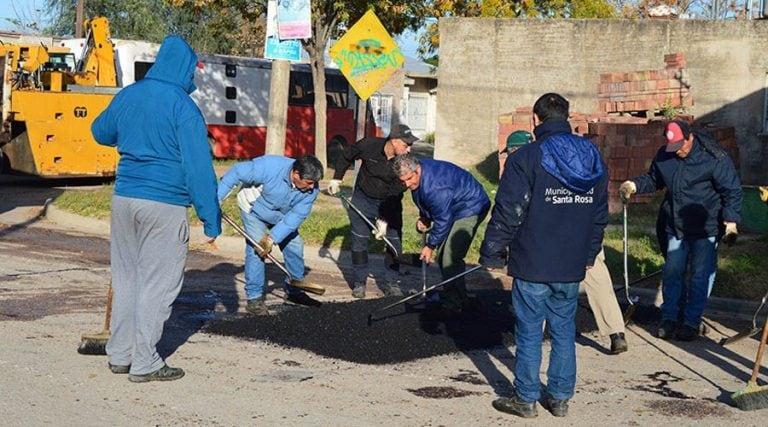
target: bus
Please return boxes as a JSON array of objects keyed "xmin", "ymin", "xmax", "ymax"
[
  {"xmin": 61, "ymin": 39, "xmax": 369, "ymax": 163},
  {"xmin": 192, "ymin": 54, "xmax": 366, "ymax": 162}
]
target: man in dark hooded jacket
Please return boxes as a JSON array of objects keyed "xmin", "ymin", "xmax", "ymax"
[
  {"xmin": 620, "ymin": 120, "xmax": 741, "ymax": 341},
  {"xmin": 480, "ymin": 93, "xmax": 608, "ymax": 419},
  {"xmin": 92, "ymin": 36, "xmax": 221, "ymax": 383}
]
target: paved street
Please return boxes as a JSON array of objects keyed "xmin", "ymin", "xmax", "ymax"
[{"xmin": 1, "ymin": 175, "xmax": 767, "ymax": 425}]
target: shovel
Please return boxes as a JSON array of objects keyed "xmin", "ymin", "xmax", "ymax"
[
  {"xmin": 720, "ymin": 289, "xmax": 768, "ymax": 346},
  {"xmin": 367, "ymin": 265, "xmax": 482, "ymax": 325},
  {"xmin": 622, "ymin": 199, "xmax": 636, "ymax": 325},
  {"xmin": 336, "ymin": 192, "xmax": 399, "ymax": 257},
  {"xmin": 222, "ymin": 213, "xmax": 326, "ymax": 296}
]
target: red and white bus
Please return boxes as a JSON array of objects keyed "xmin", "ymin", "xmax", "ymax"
[
  {"xmin": 193, "ymin": 54, "xmax": 367, "ymax": 160},
  {"xmin": 62, "ymin": 38, "xmax": 369, "ymax": 161}
]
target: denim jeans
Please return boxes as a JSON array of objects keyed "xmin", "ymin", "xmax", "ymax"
[
  {"xmin": 240, "ymin": 209, "xmax": 305, "ymax": 300},
  {"xmin": 512, "ymin": 279, "xmax": 579, "ymax": 403},
  {"xmin": 661, "ymin": 234, "xmax": 718, "ymax": 328}
]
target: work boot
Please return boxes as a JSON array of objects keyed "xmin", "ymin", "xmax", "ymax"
[
  {"xmin": 108, "ymin": 363, "xmax": 130, "ymax": 374},
  {"xmin": 675, "ymin": 324, "xmax": 698, "ymax": 341},
  {"xmin": 541, "ymin": 394, "xmax": 569, "ymax": 417},
  {"xmin": 245, "ymin": 297, "xmax": 269, "ymax": 316},
  {"xmin": 657, "ymin": 320, "xmax": 677, "ymax": 340},
  {"xmin": 492, "ymin": 394, "xmax": 537, "ymax": 418},
  {"xmin": 610, "ymin": 332, "xmax": 628, "ymax": 354},
  {"xmin": 383, "ymin": 279, "xmax": 403, "ymax": 297},
  {"xmin": 351, "ymin": 282, "xmax": 366, "ymax": 299},
  {"xmin": 286, "ymin": 292, "xmax": 322, "ymax": 307},
  {"xmin": 128, "ymin": 364, "xmax": 185, "ymax": 383}
]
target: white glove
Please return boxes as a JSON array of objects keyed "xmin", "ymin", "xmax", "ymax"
[
  {"xmin": 373, "ymin": 219, "xmax": 388, "ymax": 240},
  {"xmin": 722, "ymin": 222, "xmax": 738, "ymax": 246},
  {"xmin": 619, "ymin": 180, "xmax": 636, "ymax": 201},
  {"xmin": 327, "ymin": 179, "xmax": 342, "ymax": 196}
]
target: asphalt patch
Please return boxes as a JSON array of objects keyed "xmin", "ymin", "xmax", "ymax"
[
  {"xmin": 407, "ymin": 386, "xmax": 481, "ymax": 399},
  {"xmin": 204, "ymin": 289, "xmax": 619, "ymax": 365},
  {"xmin": 645, "ymin": 399, "xmax": 732, "ymax": 419},
  {"xmin": 205, "ymin": 289, "xmax": 515, "ymax": 364}
]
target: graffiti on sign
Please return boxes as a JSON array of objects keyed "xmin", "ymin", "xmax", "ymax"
[{"xmin": 329, "ymin": 11, "xmax": 404, "ymax": 101}]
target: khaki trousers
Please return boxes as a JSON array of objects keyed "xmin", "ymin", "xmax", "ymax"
[{"xmin": 581, "ymin": 249, "xmax": 625, "ymax": 336}]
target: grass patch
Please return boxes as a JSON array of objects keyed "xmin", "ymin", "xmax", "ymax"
[{"xmin": 52, "ymin": 162, "xmax": 768, "ymax": 300}]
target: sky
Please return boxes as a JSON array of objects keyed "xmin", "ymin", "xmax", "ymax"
[{"xmin": 0, "ymin": 0, "xmax": 47, "ymax": 31}]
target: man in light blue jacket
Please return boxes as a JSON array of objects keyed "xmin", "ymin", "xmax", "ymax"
[
  {"xmin": 92, "ymin": 35, "xmax": 221, "ymax": 383},
  {"xmin": 218, "ymin": 155, "xmax": 324, "ymax": 315}
]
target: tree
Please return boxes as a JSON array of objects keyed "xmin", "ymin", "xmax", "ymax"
[{"xmin": 173, "ymin": 0, "xmax": 425, "ymax": 167}]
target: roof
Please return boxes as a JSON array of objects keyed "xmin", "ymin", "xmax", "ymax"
[{"xmin": 403, "ymin": 55, "xmax": 436, "ymax": 79}]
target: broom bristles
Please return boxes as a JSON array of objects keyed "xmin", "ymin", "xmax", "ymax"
[
  {"xmin": 77, "ymin": 332, "xmax": 109, "ymax": 355},
  {"xmin": 732, "ymin": 381, "xmax": 768, "ymax": 411}
]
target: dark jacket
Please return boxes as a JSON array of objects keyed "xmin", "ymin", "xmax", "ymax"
[
  {"xmin": 480, "ymin": 120, "xmax": 608, "ymax": 283},
  {"xmin": 411, "ymin": 159, "xmax": 491, "ymax": 249},
  {"xmin": 633, "ymin": 130, "xmax": 742, "ymax": 240},
  {"xmin": 333, "ymin": 136, "xmax": 406, "ymax": 200}
]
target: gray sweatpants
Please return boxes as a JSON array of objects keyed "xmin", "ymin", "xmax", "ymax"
[{"xmin": 106, "ymin": 195, "xmax": 188, "ymax": 375}]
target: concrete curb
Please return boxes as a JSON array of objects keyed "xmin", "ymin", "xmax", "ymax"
[{"xmin": 41, "ymin": 204, "xmax": 764, "ymax": 319}]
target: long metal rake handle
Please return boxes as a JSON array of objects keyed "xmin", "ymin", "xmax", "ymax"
[
  {"xmin": 372, "ymin": 265, "xmax": 483, "ymax": 316},
  {"xmin": 623, "ymin": 201, "xmax": 633, "ymax": 307},
  {"xmin": 337, "ymin": 192, "xmax": 399, "ymax": 257},
  {"xmin": 420, "ymin": 231, "xmax": 428, "ymax": 294},
  {"xmin": 222, "ymin": 212, "xmax": 293, "ymax": 280}
]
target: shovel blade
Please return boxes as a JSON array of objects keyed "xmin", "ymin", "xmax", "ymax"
[
  {"xmin": 720, "ymin": 327, "xmax": 761, "ymax": 346},
  {"xmin": 289, "ymin": 280, "xmax": 326, "ymax": 296},
  {"xmin": 623, "ymin": 304, "xmax": 636, "ymax": 326}
]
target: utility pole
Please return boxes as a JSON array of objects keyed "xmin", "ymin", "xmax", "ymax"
[
  {"xmin": 265, "ymin": 60, "xmax": 290, "ymax": 155},
  {"xmin": 75, "ymin": 0, "xmax": 84, "ymax": 38}
]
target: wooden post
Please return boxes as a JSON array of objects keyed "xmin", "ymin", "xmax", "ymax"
[{"xmin": 265, "ymin": 60, "xmax": 290, "ymax": 155}]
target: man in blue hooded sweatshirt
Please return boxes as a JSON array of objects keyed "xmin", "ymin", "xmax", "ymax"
[
  {"xmin": 92, "ymin": 36, "xmax": 222, "ymax": 383},
  {"xmin": 480, "ymin": 93, "xmax": 608, "ymax": 418}
]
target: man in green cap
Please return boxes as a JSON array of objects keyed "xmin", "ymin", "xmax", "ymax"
[{"xmin": 498, "ymin": 130, "xmax": 533, "ymax": 178}]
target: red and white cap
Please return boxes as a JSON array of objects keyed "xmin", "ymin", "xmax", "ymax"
[{"xmin": 664, "ymin": 121, "xmax": 689, "ymax": 152}]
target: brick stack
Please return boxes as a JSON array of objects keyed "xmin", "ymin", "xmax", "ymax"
[
  {"xmin": 586, "ymin": 121, "xmax": 666, "ymax": 213},
  {"xmin": 597, "ymin": 52, "xmax": 693, "ymax": 115}
]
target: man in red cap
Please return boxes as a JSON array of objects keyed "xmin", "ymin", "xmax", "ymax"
[{"xmin": 619, "ymin": 120, "xmax": 742, "ymax": 341}]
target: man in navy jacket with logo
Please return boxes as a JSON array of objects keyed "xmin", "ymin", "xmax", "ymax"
[
  {"xmin": 480, "ymin": 93, "xmax": 608, "ymax": 418},
  {"xmin": 393, "ymin": 154, "xmax": 490, "ymax": 316}
]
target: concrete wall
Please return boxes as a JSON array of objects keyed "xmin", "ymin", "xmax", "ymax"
[{"xmin": 436, "ymin": 18, "xmax": 768, "ymax": 183}]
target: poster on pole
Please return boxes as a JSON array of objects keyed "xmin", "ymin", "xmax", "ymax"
[
  {"xmin": 265, "ymin": 0, "xmax": 302, "ymax": 61},
  {"xmin": 328, "ymin": 10, "xmax": 404, "ymax": 101},
  {"xmin": 277, "ymin": 0, "xmax": 312, "ymax": 40}
]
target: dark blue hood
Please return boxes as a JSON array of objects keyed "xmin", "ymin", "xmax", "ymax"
[
  {"xmin": 535, "ymin": 120, "xmax": 605, "ymax": 193},
  {"xmin": 146, "ymin": 35, "xmax": 197, "ymax": 94}
]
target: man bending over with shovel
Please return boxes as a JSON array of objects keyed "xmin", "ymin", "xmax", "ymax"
[
  {"xmin": 393, "ymin": 154, "xmax": 490, "ymax": 318},
  {"xmin": 218, "ymin": 155, "xmax": 325, "ymax": 315}
]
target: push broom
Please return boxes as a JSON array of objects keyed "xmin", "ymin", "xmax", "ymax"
[
  {"xmin": 77, "ymin": 283, "xmax": 112, "ymax": 355},
  {"xmin": 732, "ymin": 311, "xmax": 768, "ymax": 410}
]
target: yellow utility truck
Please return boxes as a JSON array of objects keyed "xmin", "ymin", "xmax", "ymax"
[{"xmin": 0, "ymin": 17, "xmax": 120, "ymax": 177}]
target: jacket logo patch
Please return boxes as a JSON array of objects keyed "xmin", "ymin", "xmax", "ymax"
[{"xmin": 544, "ymin": 187, "xmax": 594, "ymax": 204}]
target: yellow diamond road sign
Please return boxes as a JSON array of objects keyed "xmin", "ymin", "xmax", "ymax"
[{"xmin": 329, "ymin": 10, "xmax": 404, "ymax": 101}]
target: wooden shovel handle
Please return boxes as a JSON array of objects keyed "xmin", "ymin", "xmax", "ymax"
[
  {"xmin": 104, "ymin": 282, "xmax": 113, "ymax": 332},
  {"xmin": 750, "ymin": 312, "xmax": 768, "ymax": 383}
]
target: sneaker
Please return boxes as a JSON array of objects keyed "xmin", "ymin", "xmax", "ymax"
[
  {"xmin": 128, "ymin": 364, "xmax": 185, "ymax": 383},
  {"xmin": 108, "ymin": 363, "xmax": 130, "ymax": 374},
  {"xmin": 351, "ymin": 283, "xmax": 366, "ymax": 299},
  {"xmin": 383, "ymin": 280, "xmax": 403, "ymax": 297},
  {"xmin": 610, "ymin": 332, "xmax": 628, "ymax": 354},
  {"xmin": 675, "ymin": 324, "xmax": 698, "ymax": 341},
  {"xmin": 492, "ymin": 394, "xmax": 537, "ymax": 418},
  {"xmin": 245, "ymin": 297, "xmax": 269, "ymax": 316},
  {"xmin": 542, "ymin": 394, "xmax": 569, "ymax": 417},
  {"xmin": 286, "ymin": 292, "xmax": 322, "ymax": 307},
  {"xmin": 657, "ymin": 320, "xmax": 677, "ymax": 340}
]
